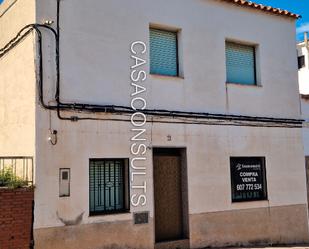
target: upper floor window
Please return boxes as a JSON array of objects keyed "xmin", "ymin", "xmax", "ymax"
[
  {"xmin": 298, "ymin": 55, "xmax": 305, "ymax": 69},
  {"xmin": 150, "ymin": 28, "xmax": 179, "ymax": 77},
  {"xmin": 89, "ymin": 159, "xmax": 129, "ymax": 215},
  {"xmin": 226, "ymin": 41, "xmax": 257, "ymax": 85}
]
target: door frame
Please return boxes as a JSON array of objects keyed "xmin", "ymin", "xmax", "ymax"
[
  {"xmin": 305, "ymin": 156, "xmax": 309, "ymax": 212},
  {"xmin": 152, "ymin": 147, "xmax": 189, "ymax": 244}
]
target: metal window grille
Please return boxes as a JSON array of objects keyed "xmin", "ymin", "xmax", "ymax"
[
  {"xmin": 0, "ymin": 157, "xmax": 33, "ymax": 186},
  {"xmin": 89, "ymin": 159, "xmax": 127, "ymax": 215},
  {"xmin": 150, "ymin": 28, "xmax": 179, "ymax": 77},
  {"xmin": 226, "ymin": 41, "xmax": 256, "ymax": 85}
]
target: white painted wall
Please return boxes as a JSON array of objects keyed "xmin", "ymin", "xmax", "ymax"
[
  {"xmin": 298, "ymin": 43, "xmax": 309, "ymax": 94},
  {"xmin": 31, "ymin": 0, "xmax": 306, "ymax": 229},
  {"xmin": 298, "ymin": 43, "xmax": 309, "ymax": 157},
  {"xmin": 34, "ymin": 114, "xmax": 307, "ymax": 229},
  {"xmin": 1, "ymin": 0, "xmax": 306, "ymax": 232},
  {"xmin": 36, "ymin": 0, "xmax": 300, "ymax": 119},
  {"xmin": 301, "ymin": 98, "xmax": 309, "ymax": 156}
]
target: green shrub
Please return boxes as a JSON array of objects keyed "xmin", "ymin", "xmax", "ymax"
[{"xmin": 0, "ymin": 167, "xmax": 28, "ymax": 188}]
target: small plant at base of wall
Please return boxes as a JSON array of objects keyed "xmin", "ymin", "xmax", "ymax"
[{"xmin": 0, "ymin": 167, "xmax": 29, "ymax": 189}]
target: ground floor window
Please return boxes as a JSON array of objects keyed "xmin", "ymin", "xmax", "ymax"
[
  {"xmin": 230, "ymin": 157, "xmax": 267, "ymax": 202},
  {"xmin": 89, "ymin": 159, "xmax": 129, "ymax": 215}
]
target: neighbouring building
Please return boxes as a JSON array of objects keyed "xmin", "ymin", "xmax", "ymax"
[
  {"xmin": 298, "ymin": 33, "xmax": 309, "ymax": 95},
  {"xmin": 1, "ymin": 0, "xmax": 308, "ymax": 249},
  {"xmin": 298, "ymin": 33, "xmax": 309, "ymax": 209}
]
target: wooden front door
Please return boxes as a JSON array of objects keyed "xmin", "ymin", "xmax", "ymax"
[{"xmin": 153, "ymin": 149, "xmax": 184, "ymax": 242}]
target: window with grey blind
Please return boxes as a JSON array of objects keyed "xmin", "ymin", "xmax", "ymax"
[
  {"xmin": 89, "ymin": 159, "xmax": 129, "ymax": 215},
  {"xmin": 226, "ymin": 41, "xmax": 257, "ymax": 85},
  {"xmin": 150, "ymin": 28, "xmax": 179, "ymax": 76}
]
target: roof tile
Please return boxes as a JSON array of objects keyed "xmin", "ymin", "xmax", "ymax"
[{"xmin": 219, "ymin": 0, "xmax": 300, "ymax": 19}]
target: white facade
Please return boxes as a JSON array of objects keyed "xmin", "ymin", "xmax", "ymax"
[
  {"xmin": 1, "ymin": 0, "xmax": 308, "ymax": 249},
  {"xmin": 298, "ymin": 40, "xmax": 309, "ymax": 94},
  {"xmin": 298, "ymin": 37, "xmax": 309, "ymax": 157},
  {"xmin": 301, "ymin": 97, "xmax": 309, "ymax": 157}
]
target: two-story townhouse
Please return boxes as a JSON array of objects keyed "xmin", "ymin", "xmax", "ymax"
[{"xmin": 1, "ymin": 0, "xmax": 308, "ymax": 249}]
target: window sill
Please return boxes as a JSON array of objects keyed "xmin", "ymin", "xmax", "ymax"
[
  {"xmin": 226, "ymin": 82, "xmax": 262, "ymax": 87},
  {"xmin": 232, "ymin": 198, "xmax": 268, "ymax": 203},
  {"xmin": 150, "ymin": 73, "xmax": 184, "ymax": 80},
  {"xmin": 231, "ymin": 199, "xmax": 270, "ymax": 209},
  {"xmin": 87, "ymin": 211, "xmax": 132, "ymax": 224},
  {"xmin": 89, "ymin": 210, "xmax": 130, "ymax": 217}
]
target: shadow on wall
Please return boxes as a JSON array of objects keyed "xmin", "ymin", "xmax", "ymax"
[{"xmin": 56, "ymin": 211, "xmax": 84, "ymax": 226}]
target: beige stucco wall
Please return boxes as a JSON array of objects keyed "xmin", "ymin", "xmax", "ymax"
[
  {"xmin": 190, "ymin": 204, "xmax": 309, "ymax": 248},
  {"xmin": 0, "ymin": 0, "xmax": 36, "ymax": 157},
  {"xmin": 35, "ymin": 204, "xmax": 309, "ymax": 249},
  {"xmin": 35, "ymin": 219, "xmax": 154, "ymax": 249}
]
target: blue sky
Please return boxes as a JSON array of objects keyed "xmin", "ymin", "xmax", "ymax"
[
  {"xmin": 0, "ymin": 0, "xmax": 307, "ymax": 40},
  {"xmin": 255, "ymin": 0, "xmax": 309, "ymax": 41}
]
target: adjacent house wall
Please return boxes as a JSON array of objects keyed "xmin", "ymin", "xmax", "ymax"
[
  {"xmin": 0, "ymin": 0, "xmax": 36, "ymax": 157},
  {"xmin": 298, "ymin": 43, "xmax": 309, "ymax": 94},
  {"xmin": 301, "ymin": 97, "xmax": 309, "ymax": 156}
]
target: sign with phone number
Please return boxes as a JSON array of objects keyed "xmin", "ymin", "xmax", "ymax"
[{"xmin": 230, "ymin": 157, "xmax": 268, "ymax": 202}]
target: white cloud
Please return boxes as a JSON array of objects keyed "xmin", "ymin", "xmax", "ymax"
[{"xmin": 297, "ymin": 22, "xmax": 309, "ymax": 34}]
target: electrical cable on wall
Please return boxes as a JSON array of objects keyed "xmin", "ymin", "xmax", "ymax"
[{"xmin": 0, "ymin": 0, "xmax": 303, "ymax": 128}]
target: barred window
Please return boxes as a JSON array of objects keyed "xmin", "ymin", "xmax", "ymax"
[
  {"xmin": 150, "ymin": 28, "xmax": 179, "ymax": 77},
  {"xmin": 89, "ymin": 159, "xmax": 129, "ymax": 215},
  {"xmin": 226, "ymin": 41, "xmax": 257, "ymax": 85}
]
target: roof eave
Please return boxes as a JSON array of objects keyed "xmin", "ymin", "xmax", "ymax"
[{"xmin": 219, "ymin": 0, "xmax": 301, "ymax": 20}]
